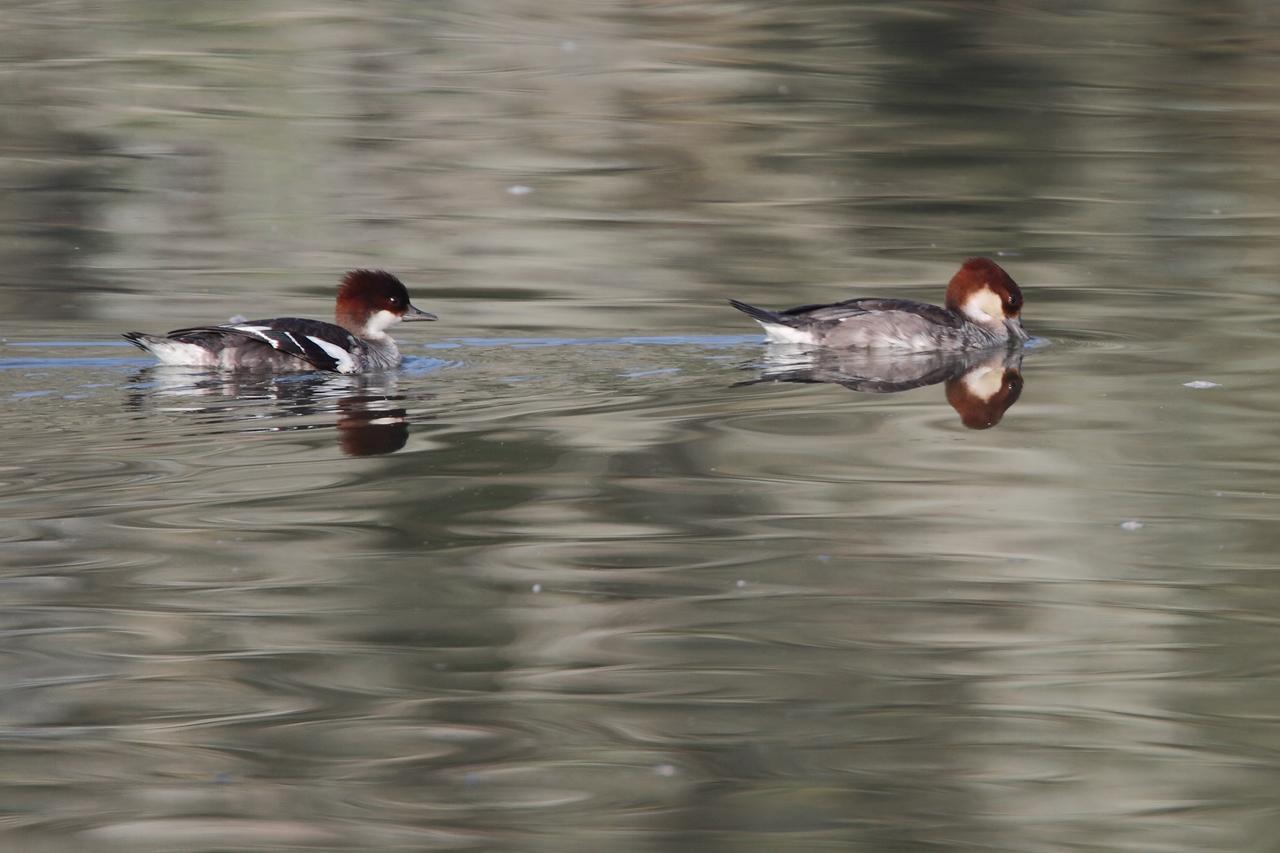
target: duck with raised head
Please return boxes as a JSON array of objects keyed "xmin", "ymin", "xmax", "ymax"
[{"xmin": 124, "ymin": 269, "xmax": 436, "ymax": 373}]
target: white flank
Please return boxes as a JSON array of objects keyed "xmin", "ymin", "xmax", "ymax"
[
  {"xmin": 899, "ymin": 335, "xmax": 940, "ymax": 352},
  {"xmin": 307, "ymin": 336, "xmax": 358, "ymax": 373},
  {"xmin": 140, "ymin": 340, "xmax": 217, "ymax": 367},
  {"xmin": 758, "ymin": 322, "xmax": 816, "ymax": 345}
]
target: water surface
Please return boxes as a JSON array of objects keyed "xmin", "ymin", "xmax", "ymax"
[{"xmin": 3, "ymin": 2, "xmax": 1280, "ymax": 851}]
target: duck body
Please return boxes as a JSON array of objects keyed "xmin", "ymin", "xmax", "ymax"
[
  {"xmin": 123, "ymin": 270, "xmax": 436, "ymax": 374},
  {"xmin": 730, "ymin": 258, "xmax": 1028, "ymax": 353}
]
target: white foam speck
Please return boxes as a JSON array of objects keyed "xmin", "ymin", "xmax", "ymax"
[
  {"xmin": 735, "ymin": 579, "xmax": 746, "ymax": 588},
  {"xmin": 655, "ymin": 763, "xmax": 676, "ymax": 777},
  {"xmin": 531, "ymin": 583, "xmax": 541, "ymax": 593},
  {"xmin": 506, "ymin": 185, "xmax": 533, "ymax": 196},
  {"xmin": 1183, "ymin": 380, "xmax": 1221, "ymax": 389},
  {"xmin": 1120, "ymin": 520, "xmax": 1144, "ymax": 531}
]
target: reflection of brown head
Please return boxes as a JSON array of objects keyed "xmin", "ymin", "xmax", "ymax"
[
  {"xmin": 336, "ymin": 398, "xmax": 409, "ymax": 456},
  {"xmin": 945, "ymin": 367, "xmax": 1023, "ymax": 429}
]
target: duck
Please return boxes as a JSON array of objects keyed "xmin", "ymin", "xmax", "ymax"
[
  {"xmin": 123, "ymin": 269, "xmax": 436, "ymax": 373},
  {"xmin": 729, "ymin": 257, "xmax": 1028, "ymax": 351}
]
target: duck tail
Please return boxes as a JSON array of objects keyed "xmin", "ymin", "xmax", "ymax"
[
  {"xmin": 728, "ymin": 299, "xmax": 786, "ymax": 326},
  {"xmin": 122, "ymin": 332, "xmax": 160, "ymax": 351}
]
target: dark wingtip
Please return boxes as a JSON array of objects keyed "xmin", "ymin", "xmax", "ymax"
[
  {"xmin": 728, "ymin": 298, "xmax": 780, "ymax": 324},
  {"xmin": 122, "ymin": 332, "xmax": 150, "ymax": 350}
]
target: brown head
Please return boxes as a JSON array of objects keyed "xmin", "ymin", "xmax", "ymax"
[
  {"xmin": 335, "ymin": 270, "xmax": 437, "ymax": 337},
  {"xmin": 943, "ymin": 258, "xmax": 1027, "ymax": 341}
]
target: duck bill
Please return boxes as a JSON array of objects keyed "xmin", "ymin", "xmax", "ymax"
[
  {"xmin": 1005, "ymin": 316, "xmax": 1029, "ymax": 343},
  {"xmin": 403, "ymin": 303, "xmax": 438, "ymax": 321}
]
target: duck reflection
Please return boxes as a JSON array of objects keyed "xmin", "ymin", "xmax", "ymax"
[
  {"xmin": 125, "ymin": 368, "xmax": 413, "ymax": 455},
  {"xmin": 739, "ymin": 346, "xmax": 1023, "ymax": 429},
  {"xmin": 334, "ymin": 394, "xmax": 410, "ymax": 456}
]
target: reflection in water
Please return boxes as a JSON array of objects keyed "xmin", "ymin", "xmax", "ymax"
[
  {"xmin": 334, "ymin": 395, "xmax": 409, "ymax": 457},
  {"xmin": 740, "ymin": 345, "xmax": 1024, "ymax": 429},
  {"xmin": 125, "ymin": 368, "xmax": 412, "ymax": 456}
]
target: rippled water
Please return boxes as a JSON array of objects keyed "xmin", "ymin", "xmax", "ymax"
[{"xmin": 4, "ymin": 2, "xmax": 1280, "ymax": 851}]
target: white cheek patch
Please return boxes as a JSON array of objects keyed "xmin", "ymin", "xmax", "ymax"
[
  {"xmin": 363, "ymin": 309, "xmax": 401, "ymax": 337},
  {"xmin": 962, "ymin": 286, "xmax": 1003, "ymax": 324},
  {"xmin": 967, "ymin": 289, "xmax": 1008, "ymax": 322},
  {"xmin": 962, "ymin": 289, "xmax": 1004, "ymax": 325}
]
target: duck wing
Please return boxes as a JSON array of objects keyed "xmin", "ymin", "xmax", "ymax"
[
  {"xmin": 163, "ymin": 318, "xmax": 362, "ymax": 373},
  {"xmin": 774, "ymin": 298, "xmax": 963, "ymax": 330}
]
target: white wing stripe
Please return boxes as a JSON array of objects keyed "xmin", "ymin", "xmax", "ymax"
[
  {"xmin": 307, "ymin": 336, "xmax": 357, "ymax": 373},
  {"xmin": 231, "ymin": 325, "xmax": 278, "ymax": 347}
]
